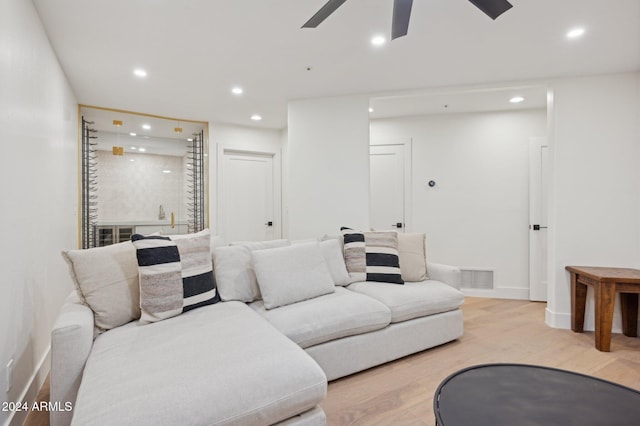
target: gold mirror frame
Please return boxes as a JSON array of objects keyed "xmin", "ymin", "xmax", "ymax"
[{"xmin": 77, "ymin": 105, "xmax": 209, "ymax": 248}]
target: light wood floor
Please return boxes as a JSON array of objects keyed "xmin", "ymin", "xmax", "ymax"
[
  {"xmin": 320, "ymin": 297, "xmax": 640, "ymax": 425},
  {"xmin": 25, "ymin": 297, "xmax": 640, "ymax": 426}
]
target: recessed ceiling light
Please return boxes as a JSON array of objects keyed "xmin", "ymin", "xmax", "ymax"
[
  {"xmin": 162, "ymin": 170, "xmax": 172, "ymax": 174},
  {"xmin": 187, "ymin": 138, "xmax": 193, "ymax": 142},
  {"xmin": 231, "ymin": 86, "xmax": 244, "ymax": 95},
  {"xmin": 130, "ymin": 146, "xmax": 137, "ymax": 150},
  {"xmin": 509, "ymin": 96, "xmax": 525, "ymax": 103},
  {"xmin": 133, "ymin": 68, "xmax": 147, "ymax": 78},
  {"xmin": 129, "ymin": 133, "xmax": 137, "ymax": 137},
  {"xmin": 371, "ymin": 35, "xmax": 386, "ymax": 46},
  {"xmin": 566, "ymin": 27, "xmax": 585, "ymax": 39},
  {"xmin": 130, "ymin": 159, "xmax": 135, "ymax": 162},
  {"xmin": 142, "ymin": 124, "xmax": 151, "ymax": 130},
  {"xmin": 138, "ymin": 147, "xmax": 146, "ymax": 152},
  {"xmin": 368, "ymin": 107, "xmax": 374, "ymax": 113},
  {"xmin": 250, "ymin": 114, "xmax": 262, "ymax": 121}
]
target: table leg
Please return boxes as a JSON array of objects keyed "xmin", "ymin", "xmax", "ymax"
[
  {"xmin": 594, "ymin": 282, "xmax": 616, "ymax": 352},
  {"xmin": 571, "ymin": 272, "xmax": 587, "ymax": 333},
  {"xmin": 620, "ymin": 293, "xmax": 639, "ymax": 337}
]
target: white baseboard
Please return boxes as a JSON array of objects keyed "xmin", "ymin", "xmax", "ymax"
[
  {"xmin": 462, "ymin": 286, "xmax": 530, "ymax": 300},
  {"xmin": 5, "ymin": 346, "xmax": 50, "ymax": 426},
  {"xmin": 545, "ymin": 308, "xmax": 640, "ymax": 334},
  {"xmin": 545, "ymin": 308, "xmax": 571, "ymax": 329}
]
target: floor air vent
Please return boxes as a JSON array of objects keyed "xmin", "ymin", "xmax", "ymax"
[{"xmin": 460, "ymin": 269, "xmax": 494, "ymax": 290}]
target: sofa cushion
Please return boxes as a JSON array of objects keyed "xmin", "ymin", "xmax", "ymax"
[
  {"xmin": 341, "ymin": 228, "xmax": 404, "ymax": 285},
  {"xmin": 213, "ymin": 239, "xmax": 290, "ymax": 302},
  {"xmin": 132, "ymin": 230, "xmax": 220, "ymax": 323},
  {"xmin": 320, "ymin": 239, "xmax": 350, "ymax": 286},
  {"xmin": 397, "ymin": 232, "xmax": 429, "ymax": 282},
  {"xmin": 346, "ymin": 280, "xmax": 464, "ymax": 323},
  {"xmin": 61, "ymin": 241, "xmax": 140, "ymax": 332},
  {"xmin": 250, "ymin": 287, "xmax": 391, "ymax": 349},
  {"xmin": 72, "ymin": 302, "xmax": 326, "ymax": 426},
  {"xmin": 253, "ymin": 242, "xmax": 335, "ymax": 309}
]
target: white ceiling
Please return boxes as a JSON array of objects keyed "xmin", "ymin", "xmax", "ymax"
[{"xmin": 34, "ymin": 0, "xmax": 640, "ymax": 129}]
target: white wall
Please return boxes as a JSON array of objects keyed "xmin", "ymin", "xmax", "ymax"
[
  {"xmin": 0, "ymin": 0, "xmax": 78, "ymax": 424},
  {"xmin": 287, "ymin": 96, "xmax": 370, "ymax": 239},
  {"xmin": 546, "ymin": 72, "xmax": 640, "ymax": 330},
  {"xmin": 372, "ymin": 109, "xmax": 547, "ymax": 298}
]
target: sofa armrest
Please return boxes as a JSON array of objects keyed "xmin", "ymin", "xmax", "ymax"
[
  {"xmin": 50, "ymin": 292, "xmax": 94, "ymax": 426},
  {"xmin": 427, "ymin": 262, "xmax": 461, "ymax": 290}
]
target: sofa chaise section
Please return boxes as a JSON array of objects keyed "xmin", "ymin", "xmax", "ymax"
[{"xmin": 60, "ymin": 301, "xmax": 326, "ymax": 426}]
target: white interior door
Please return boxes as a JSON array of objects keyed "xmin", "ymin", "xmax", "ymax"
[
  {"xmin": 529, "ymin": 137, "xmax": 549, "ymax": 301},
  {"xmin": 370, "ymin": 144, "xmax": 406, "ymax": 231},
  {"xmin": 221, "ymin": 151, "xmax": 275, "ymax": 242}
]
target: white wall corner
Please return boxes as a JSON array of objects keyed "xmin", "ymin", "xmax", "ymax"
[{"xmin": 545, "ymin": 307, "xmax": 571, "ymax": 329}]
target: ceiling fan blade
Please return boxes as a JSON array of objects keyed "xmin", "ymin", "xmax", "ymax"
[
  {"xmin": 391, "ymin": 0, "xmax": 413, "ymax": 40},
  {"xmin": 302, "ymin": 0, "xmax": 348, "ymax": 28},
  {"xmin": 468, "ymin": 0, "xmax": 513, "ymax": 20}
]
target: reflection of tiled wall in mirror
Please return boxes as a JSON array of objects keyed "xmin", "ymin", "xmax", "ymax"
[{"xmin": 96, "ymin": 151, "xmax": 185, "ymax": 222}]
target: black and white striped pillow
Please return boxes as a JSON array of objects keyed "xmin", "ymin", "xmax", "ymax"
[
  {"xmin": 341, "ymin": 228, "xmax": 404, "ymax": 285},
  {"xmin": 132, "ymin": 230, "xmax": 219, "ymax": 322}
]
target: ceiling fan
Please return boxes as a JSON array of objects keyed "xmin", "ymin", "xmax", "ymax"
[{"xmin": 302, "ymin": 0, "xmax": 514, "ymax": 40}]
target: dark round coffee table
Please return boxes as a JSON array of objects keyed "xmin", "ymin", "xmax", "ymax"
[{"xmin": 434, "ymin": 363, "xmax": 640, "ymax": 425}]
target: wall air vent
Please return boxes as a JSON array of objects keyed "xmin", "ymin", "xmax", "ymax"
[{"xmin": 460, "ymin": 269, "xmax": 494, "ymax": 290}]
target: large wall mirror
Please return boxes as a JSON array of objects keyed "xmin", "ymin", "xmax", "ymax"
[{"xmin": 79, "ymin": 105, "xmax": 209, "ymax": 248}]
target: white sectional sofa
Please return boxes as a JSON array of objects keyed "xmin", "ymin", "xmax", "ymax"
[{"xmin": 52, "ymin": 230, "xmax": 463, "ymax": 425}]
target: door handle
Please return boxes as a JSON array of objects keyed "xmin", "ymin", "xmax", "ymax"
[
  {"xmin": 531, "ymin": 224, "xmax": 548, "ymax": 231},
  {"xmin": 391, "ymin": 223, "xmax": 403, "ymax": 229}
]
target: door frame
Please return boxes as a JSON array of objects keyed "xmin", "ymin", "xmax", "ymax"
[
  {"xmin": 216, "ymin": 146, "xmax": 282, "ymax": 242},
  {"xmin": 369, "ymin": 138, "xmax": 413, "ymax": 232},
  {"xmin": 529, "ymin": 137, "xmax": 549, "ymax": 301}
]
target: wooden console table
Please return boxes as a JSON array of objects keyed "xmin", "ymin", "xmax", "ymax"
[{"xmin": 566, "ymin": 266, "xmax": 640, "ymax": 352}]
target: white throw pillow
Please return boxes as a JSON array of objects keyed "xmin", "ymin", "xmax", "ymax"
[
  {"xmin": 397, "ymin": 233, "xmax": 428, "ymax": 281},
  {"xmin": 213, "ymin": 245, "xmax": 255, "ymax": 302},
  {"xmin": 62, "ymin": 241, "xmax": 140, "ymax": 332},
  {"xmin": 253, "ymin": 242, "xmax": 335, "ymax": 309},
  {"xmin": 320, "ymin": 239, "xmax": 350, "ymax": 286},
  {"xmin": 213, "ymin": 239, "xmax": 290, "ymax": 302}
]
